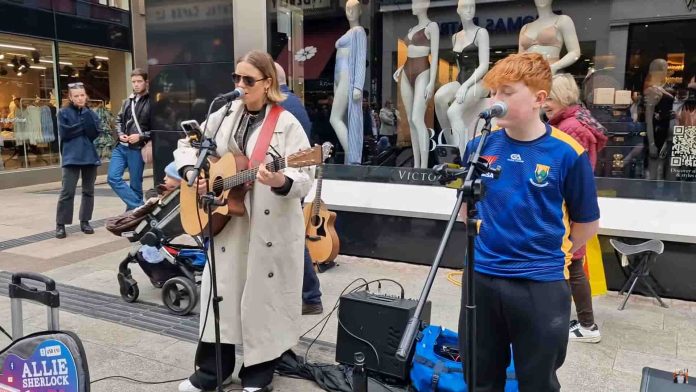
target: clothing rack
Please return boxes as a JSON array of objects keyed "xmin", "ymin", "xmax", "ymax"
[{"xmin": 6, "ymin": 98, "xmax": 57, "ymax": 168}]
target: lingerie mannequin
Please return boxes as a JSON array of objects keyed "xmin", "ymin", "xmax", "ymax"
[
  {"xmin": 433, "ymin": 0, "xmax": 489, "ymax": 155},
  {"xmin": 518, "ymin": 0, "xmax": 581, "ymax": 73},
  {"xmin": 393, "ymin": 0, "xmax": 439, "ymax": 168},
  {"xmin": 643, "ymin": 58, "xmax": 673, "ymax": 181},
  {"xmin": 330, "ymin": 0, "xmax": 367, "ymax": 165}
]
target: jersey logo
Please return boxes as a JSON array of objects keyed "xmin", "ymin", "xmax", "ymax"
[
  {"xmin": 508, "ymin": 153, "xmax": 524, "ymax": 163},
  {"xmin": 530, "ymin": 163, "xmax": 551, "ymax": 187},
  {"xmin": 481, "ymin": 155, "xmax": 498, "ymax": 164}
]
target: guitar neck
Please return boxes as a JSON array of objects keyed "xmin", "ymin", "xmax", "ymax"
[
  {"xmin": 221, "ymin": 159, "xmax": 286, "ymax": 190},
  {"xmin": 312, "ymin": 166, "xmax": 324, "ymax": 216}
]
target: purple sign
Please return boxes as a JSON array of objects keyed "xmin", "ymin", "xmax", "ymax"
[{"xmin": 0, "ymin": 340, "xmax": 79, "ymax": 392}]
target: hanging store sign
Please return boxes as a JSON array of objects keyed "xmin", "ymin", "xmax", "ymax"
[{"xmin": 268, "ymin": 0, "xmax": 332, "ymax": 12}]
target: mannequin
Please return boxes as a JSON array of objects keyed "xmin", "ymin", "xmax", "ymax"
[
  {"xmin": 433, "ymin": 0, "xmax": 489, "ymax": 155},
  {"xmin": 393, "ymin": 0, "xmax": 439, "ymax": 168},
  {"xmin": 643, "ymin": 58, "xmax": 673, "ymax": 180},
  {"xmin": 518, "ymin": 0, "xmax": 581, "ymax": 73},
  {"xmin": 330, "ymin": 0, "xmax": 367, "ymax": 165}
]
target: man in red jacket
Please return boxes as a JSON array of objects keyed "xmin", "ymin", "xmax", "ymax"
[{"xmin": 543, "ymin": 73, "xmax": 608, "ymax": 343}]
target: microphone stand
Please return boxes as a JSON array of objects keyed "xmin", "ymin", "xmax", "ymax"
[
  {"xmin": 396, "ymin": 117, "xmax": 500, "ymax": 392},
  {"xmin": 189, "ymin": 97, "xmax": 234, "ymax": 392}
]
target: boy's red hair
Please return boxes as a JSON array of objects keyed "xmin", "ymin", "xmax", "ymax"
[{"xmin": 483, "ymin": 52, "xmax": 552, "ymax": 94}]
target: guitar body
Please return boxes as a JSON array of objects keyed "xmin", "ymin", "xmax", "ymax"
[
  {"xmin": 180, "ymin": 153, "xmax": 250, "ymax": 237},
  {"xmin": 180, "ymin": 142, "xmax": 333, "ymax": 237},
  {"xmin": 303, "ymin": 201, "xmax": 340, "ymax": 263}
]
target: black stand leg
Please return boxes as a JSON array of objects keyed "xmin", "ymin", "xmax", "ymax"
[{"xmin": 202, "ymin": 194, "xmax": 225, "ymax": 392}]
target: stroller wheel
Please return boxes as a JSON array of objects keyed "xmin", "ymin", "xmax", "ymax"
[
  {"xmin": 162, "ymin": 277, "xmax": 198, "ymax": 316},
  {"xmin": 117, "ymin": 273, "xmax": 140, "ymax": 303}
]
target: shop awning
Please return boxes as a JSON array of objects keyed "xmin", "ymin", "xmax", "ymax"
[{"xmin": 274, "ymin": 27, "xmax": 344, "ymax": 80}]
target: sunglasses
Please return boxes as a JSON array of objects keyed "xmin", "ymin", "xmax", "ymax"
[
  {"xmin": 232, "ymin": 73, "xmax": 268, "ymax": 87},
  {"xmin": 67, "ymin": 82, "xmax": 84, "ymax": 89}
]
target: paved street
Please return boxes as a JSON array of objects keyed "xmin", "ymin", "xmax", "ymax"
[{"xmin": 0, "ymin": 175, "xmax": 695, "ymax": 391}]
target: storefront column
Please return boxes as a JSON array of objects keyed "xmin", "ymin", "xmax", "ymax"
[{"xmin": 233, "ymin": 1, "xmax": 267, "ymax": 58}]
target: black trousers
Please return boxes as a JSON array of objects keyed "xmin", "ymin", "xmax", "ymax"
[
  {"xmin": 568, "ymin": 258, "xmax": 595, "ymax": 327},
  {"xmin": 189, "ymin": 342, "xmax": 278, "ymax": 390},
  {"xmin": 459, "ymin": 272, "xmax": 570, "ymax": 392},
  {"xmin": 56, "ymin": 165, "xmax": 97, "ymax": 225}
]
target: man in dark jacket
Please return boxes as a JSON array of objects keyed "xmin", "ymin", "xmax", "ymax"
[
  {"xmin": 275, "ymin": 63, "xmax": 323, "ymax": 315},
  {"xmin": 107, "ymin": 68, "xmax": 151, "ymax": 211},
  {"xmin": 56, "ymin": 82, "xmax": 101, "ymax": 238}
]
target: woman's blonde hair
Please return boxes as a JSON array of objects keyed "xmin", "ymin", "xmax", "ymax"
[
  {"xmin": 549, "ymin": 73, "xmax": 580, "ymax": 107},
  {"xmin": 237, "ymin": 50, "xmax": 286, "ymax": 104}
]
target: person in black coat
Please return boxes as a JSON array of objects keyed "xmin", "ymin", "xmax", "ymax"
[{"xmin": 55, "ymin": 82, "xmax": 101, "ymax": 239}]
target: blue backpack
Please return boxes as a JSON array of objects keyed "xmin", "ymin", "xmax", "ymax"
[{"xmin": 410, "ymin": 325, "xmax": 518, "ymax": 392}]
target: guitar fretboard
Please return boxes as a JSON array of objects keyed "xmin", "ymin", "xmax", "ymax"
[
  {"xmin": 312, "ymin": 166, "xmax": 324, "ymax": 216},
  {"xmin": 212, "ymin": 158, "xmax": 287, "ymax": 193}
]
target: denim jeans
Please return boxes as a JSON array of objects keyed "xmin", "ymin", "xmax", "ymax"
[
  {"xmin": 107, "ymin": 144, "xmax": 144, "ymax": 210},
  {"xmin": 302, "ymin": 246, "xmax": 322, "ymax": 305}
]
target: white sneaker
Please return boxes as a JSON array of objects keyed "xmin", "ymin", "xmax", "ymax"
[
  {"xmin": 569, "ymin": 320, "xmax": 601, "ymax": 343},
  {"xmin": 178, "ymin": 379, "xmax": 203, "ymax": 392}
]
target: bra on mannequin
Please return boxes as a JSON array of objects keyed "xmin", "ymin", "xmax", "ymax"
[
  {"xmin": 519, "ymin": 17, "xmax": 562, "ymax": 50},
  {"xmin": 453, "ymin": 28, "xmax": 481, "ymax": 84},
  {"xmin": 404, "ymin": 23, "xmax": 433, "ymax": 48}
]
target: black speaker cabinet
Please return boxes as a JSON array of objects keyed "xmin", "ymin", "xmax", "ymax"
[{"xmin": 335, "ymin": 290, "xmax": 432, "ymax": 381}]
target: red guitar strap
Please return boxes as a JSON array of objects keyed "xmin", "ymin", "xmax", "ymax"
[{"xmin": 249, "ymin": 104, "xmax": 284, "ymax": 169}]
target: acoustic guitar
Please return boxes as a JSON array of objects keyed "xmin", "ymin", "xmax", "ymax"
[
  {"xmin": 303, "ymin": 165, "xmax": 340, "ymax": 264},
  {"xmin": 180, "ymin": 142, "xmax": 333, "ymax": 236}
]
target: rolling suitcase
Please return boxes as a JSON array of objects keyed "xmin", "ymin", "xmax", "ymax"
[{"xmin": 0, "ymin": 272, "xmax": 90, "ymax": 391}]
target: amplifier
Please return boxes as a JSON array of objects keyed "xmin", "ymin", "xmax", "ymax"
[{"xmin": 335, "ymin": 290, "xmax": 431, "ymax": 381}]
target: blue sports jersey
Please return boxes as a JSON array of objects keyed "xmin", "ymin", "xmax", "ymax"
[{"xmin": 463, "ymin": 124, "xmax": 600, "ymax": 282}]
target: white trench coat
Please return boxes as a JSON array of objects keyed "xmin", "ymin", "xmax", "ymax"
[{"xmin": 174, "ymin": 100, "xmax": 313, "ymax": 365}]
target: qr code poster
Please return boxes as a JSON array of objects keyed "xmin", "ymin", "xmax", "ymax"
[{"xmin": 670, "ymin": 126, "xmax": 696, "ymax": 180}]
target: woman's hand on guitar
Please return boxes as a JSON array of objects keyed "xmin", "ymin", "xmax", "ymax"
[
  {"xmin": 186, "ymin": 171, "xmax": 209, "ymax": 195},
  {"xmin": 256, "ymin": 165, "xmax": 286, "ymax": 188}
]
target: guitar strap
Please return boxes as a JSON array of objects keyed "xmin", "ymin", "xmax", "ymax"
[{"xmin": 249, "ymin": 104, "xmax": 285, "ymax": 169}]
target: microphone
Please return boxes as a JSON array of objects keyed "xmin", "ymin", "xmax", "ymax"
[
  {"xmin": 479, "ymin": 101, "xmax": 508, "ymax": 119},
  {"xmin": 217, "ymin": 88, "xmax": 245, "ymax": 102}
]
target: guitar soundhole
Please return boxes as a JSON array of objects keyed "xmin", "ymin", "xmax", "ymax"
[
  {"xmin": 311, "ymin": 216, "xmax": 326, "ymax": 236},
  {"xmin": 212, "ymin": 177, "xmax": 224, "ymax": 196}
]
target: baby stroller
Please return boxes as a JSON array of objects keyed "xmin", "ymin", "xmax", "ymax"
[{"xmin": 108, "ymin": 188, "xmax": 205, "ymax": 316}]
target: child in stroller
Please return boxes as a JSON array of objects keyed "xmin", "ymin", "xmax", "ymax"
[{"xmin": 107, "ymin": 163, "xmax": 205, "ymax": 316}]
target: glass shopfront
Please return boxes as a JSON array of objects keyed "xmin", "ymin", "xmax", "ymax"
[
  {"xmin": 0, "ymin": 33, "xmax": 58, "ymax": 170},
  {"xmin": 267, "ymin": 0, "xmax": 696, "ymax": 202},
  {"xmin": 0, "ymin": 32, "xmax": 131, "ymax": 172}
]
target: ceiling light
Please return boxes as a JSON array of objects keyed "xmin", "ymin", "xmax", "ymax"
[
  {"xmin": 0, "ymin": 43, "xmax": 36, "ymax": 51},
  {"xmin": 30, "ymin": 65, "xmax": 47, "ymax": 69},
  {"xmin": 96, "ymin": 62, "xmax": 103, "ymax": 70},
  {"xmin": 40, "ymin": 59, "xmax": 74, "ymax": 66},
  {"xmin": 0, "ymin": 54, "xmax": 4, "ymax": 60},
  {"xmin": 94, "ymin": 56, "xmax": 109, "ymax": 60}
]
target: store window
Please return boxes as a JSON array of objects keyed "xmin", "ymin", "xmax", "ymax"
[
  {"xmin": 0, "ymin": 33, "xmax": 58, "ymax": 171},
  {"xmin": 57, "ymin": 43, "xmax": 131, "ymax": 161},
  {"xmin": 268, "ymin": 0, "xmax": 696, "ymax": 201}
]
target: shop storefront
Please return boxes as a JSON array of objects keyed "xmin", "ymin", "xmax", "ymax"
[
  {"xmin": 261, "ymin": 0, "xmax": 696, "ymax": 299},
  {"xmin": 0, "ymin": 0, "xmax": 133, "ymax": 185}
]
